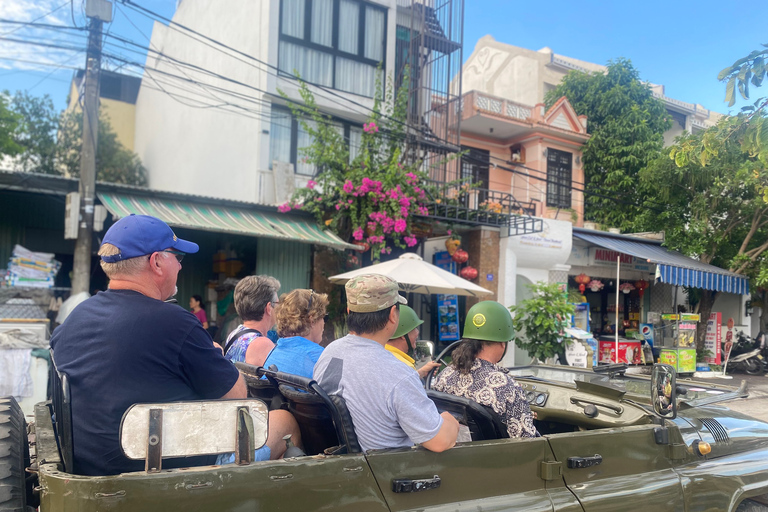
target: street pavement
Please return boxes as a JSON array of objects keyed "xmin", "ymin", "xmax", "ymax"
[{"xmin": 686, "ymin": 372, "xmax": 768, "ymax": 422}]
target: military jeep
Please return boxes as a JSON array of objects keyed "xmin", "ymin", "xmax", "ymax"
[{"xmin": 3, "ymin": 362, "xmax": 768, "ymax": 512}]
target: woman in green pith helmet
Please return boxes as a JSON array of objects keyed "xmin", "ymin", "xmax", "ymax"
[
  {"xmin": 386, "ymin": 305, "xmax": 441, "ymax": 378},
  {"xmin": 433, "ymin": 301, "xmax": 539, "ymax": 438}
]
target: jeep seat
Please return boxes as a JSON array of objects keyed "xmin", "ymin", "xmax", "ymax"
[{"xmin": 427, "ymin": 390, "xmax": 509, "ymax": 440}]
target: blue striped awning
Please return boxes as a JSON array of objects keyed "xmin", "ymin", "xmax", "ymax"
[{"xmin": 574, "ymin": 231, "xmax": 750, "ymax": 295}]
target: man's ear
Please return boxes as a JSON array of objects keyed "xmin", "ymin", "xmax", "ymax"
[
  {"xmin": 389, "ymin": 305, "xmax": 399, "ymax": 324},
  {"xmin": 148, "ymin": 252, "xmax": 163, "ymax": 276}
]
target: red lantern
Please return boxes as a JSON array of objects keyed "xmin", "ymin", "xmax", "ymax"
[
  {"xmin": 355, "ymin": 242, "xmax": 370, "ymax": 252},
  {"xmin": 635, "ymin": 280, "xmax": 648, "ymax": 298},
  {"xmin": 460, "ymin": 266, "xmax": 478, "ymax": 280},
  {"xmin": 452, "ymin": 249, "xmax": 469, "ymax": 264},
  {"xmin": 574, "ymin": 273, "xmax": 591, "ymax": 294}
]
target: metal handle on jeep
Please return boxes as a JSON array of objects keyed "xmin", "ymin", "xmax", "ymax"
[
  {"xmin": 392, "ymin": 475, "xmax": 441, "ymax": 493},
  {"xmin": 567, "ymin": 454, "xmax": 603, "ymax": 469},
  {"xmin": 570, "ymin": 396, "xmax": 623, "ymax": 415}
]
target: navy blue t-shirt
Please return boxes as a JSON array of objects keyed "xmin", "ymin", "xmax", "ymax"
[{"xmin": 50, "ymin": 289, "xmax": 240, "ymax": 476}]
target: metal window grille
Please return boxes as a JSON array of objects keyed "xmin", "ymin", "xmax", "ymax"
[{"xmin": 546, "ymin": 148, "xmax": 572, "ymax": 208}]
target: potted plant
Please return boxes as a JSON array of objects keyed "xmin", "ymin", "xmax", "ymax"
[
  {"xmin": 510, "ymin": 282, "xmax": 576, "ymax": 363},
  {"xmin": 619, "ymin": 282, "xmax": 636, "ymax": 294},
  {"xmin": 587, "ymin": 280, "xmax": 604, "ymax": 293}
]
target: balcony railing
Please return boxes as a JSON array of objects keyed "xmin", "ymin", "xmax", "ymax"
[
  {"xmin": 419, "ymin": 179, "xmax": 543, "ymax": 236},
  {"xmin": 456, "ymin": 91, "xmax": 533, "ymax": 124}
]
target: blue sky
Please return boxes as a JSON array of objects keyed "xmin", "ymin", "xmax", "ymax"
[{"xmin": 2, "ymin": 0, "xmax": 766, "ymax": 114}]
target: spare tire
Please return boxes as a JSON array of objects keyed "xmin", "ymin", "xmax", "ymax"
[{"xmin": 0, "ymin": 397, "xmax": 32, "ymax": 512}]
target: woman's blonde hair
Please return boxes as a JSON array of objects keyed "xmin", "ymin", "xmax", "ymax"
[{"xmin": 275, "ymin": 289, "xmax": 328, "ymax": 338}]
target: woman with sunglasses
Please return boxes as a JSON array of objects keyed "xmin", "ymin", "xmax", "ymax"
[{"xmin": 263, "ymin": 289, "xmax": 329, "ymax": 378}]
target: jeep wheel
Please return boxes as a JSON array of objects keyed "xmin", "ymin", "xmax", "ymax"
[
  {"xmin": 0, "ymin": 397, "xmax": 33, "ymax": 512},
  {"xmin": 736, "ymin": 499, "xmax": 768, "ymax": 512}
]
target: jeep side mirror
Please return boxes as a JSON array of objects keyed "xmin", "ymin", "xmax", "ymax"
[
  {"xmin": 651, "ymin": 364, "xmax": 677, "ymax": 420},
  {"xmin": 414, "ymin": 340, "xmax": 435, "ymax": 360}
]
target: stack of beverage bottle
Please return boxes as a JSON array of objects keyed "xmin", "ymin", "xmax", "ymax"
[{"xmin": 4, "ymin": 245, "xmax": 60, "ymax": 288}]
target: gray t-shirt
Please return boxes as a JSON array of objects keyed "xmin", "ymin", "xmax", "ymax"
[{"xmin": 313, "ymin": 333, "xmax": 443, "ymax": 451}]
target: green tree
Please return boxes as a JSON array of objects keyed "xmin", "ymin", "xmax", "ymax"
[
  {"xmin": 637, "ymin": 114, "xmax": 768, "ymax": 348},
  {"xmin": 509, "ymin": 282, "xmax": 575, "ymax": 362},
  {"xmin": 545, "ymin": 59, "xmax": 671, "ymax": 230},
  {"xmin": 0, "ymin": 93, "xmax": 22, "ymax": 158},
  {"xmin": 10, "ymin": 91, "xmax": 59, "ymax": 174},
  {"xmin": 58, "ymin": 110, "xmax": 147, "ymax": 186},
  {"xmin": 718, "ymin": 44, "xmax": 768, "ymax": 106}
]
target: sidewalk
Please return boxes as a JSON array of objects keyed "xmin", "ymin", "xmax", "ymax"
[{"xmin": 708, "ymin": 373, "xmax": 768, "ymax": 422}]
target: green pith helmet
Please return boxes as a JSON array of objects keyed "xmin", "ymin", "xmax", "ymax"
[
  {"xmin": 390, "ymin": 305, "xmax": 424, "ymax": 340},
  {"xmin": 462, "ymin": 301, "xmax": 515, "ymax": 343}
]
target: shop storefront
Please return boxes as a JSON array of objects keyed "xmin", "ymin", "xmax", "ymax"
[{"xmin": 567, "ymin": 228, "xmax": 750, "ymax": 368}]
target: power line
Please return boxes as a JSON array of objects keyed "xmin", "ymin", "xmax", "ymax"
[{"xmin": 0, "ymin": 2, "xmax": 69, "ymax": 37}]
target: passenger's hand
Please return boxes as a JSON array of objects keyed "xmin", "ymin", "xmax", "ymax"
[{"xmin": 417, "ymin": 361, "xmax": 441, "ymax": 379}]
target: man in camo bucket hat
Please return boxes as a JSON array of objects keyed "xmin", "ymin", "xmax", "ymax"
[
  {"xmin": 314, "ymin": 274, "xmax": 459, "ymax": 453},
  {"xmin": 345, "ymin": 273, "xmax": 407, "ymax": 313}
]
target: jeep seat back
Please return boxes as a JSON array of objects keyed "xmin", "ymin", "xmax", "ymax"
[
  {"xmin": 49, "ymin": 351, "xmax": 74, "ymax": 473},
  {"xmin": 426, "ymin": 390, "xmax": 509, "ymax": 440},
  {"xmin": 277, "ymin": 384, "xmax": 340, "ymax": 455},
  {"xmin": 237, "ymin": 363, "xmax": 362, "ymax": 454},
  {"xmin": 120, "ymin": 400, "xmax": 269, "ymax": 472}
]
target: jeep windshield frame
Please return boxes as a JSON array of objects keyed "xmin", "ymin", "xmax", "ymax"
[{"xmin": 506, "ymin": 365, "xmax": 747, "ymax": 405}]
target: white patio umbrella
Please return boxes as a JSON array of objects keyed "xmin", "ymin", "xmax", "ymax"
[{"xmin": 329, "ymin": 253, "xmax": 493, "ymax": 297}]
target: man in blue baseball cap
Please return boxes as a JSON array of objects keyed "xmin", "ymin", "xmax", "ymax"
[{"xmin": 51, "ymin": 214, "xmax": 300, "ymax": 476}]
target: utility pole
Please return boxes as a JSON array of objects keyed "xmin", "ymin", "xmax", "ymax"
[{"xmin": 71, "ymin": 0, "xmax": 111, "ymax": 294}]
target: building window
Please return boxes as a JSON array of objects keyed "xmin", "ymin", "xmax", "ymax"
[
  {"xmin": 269, "ymin": 107, "xmax": 362, "ymax": 175},
  {"xmin": 546, "ymin": 148, "xmax": 572, "ymax": 208},
  {"xmin": 278, "ymin": 0, "xmax": 386, "ymax": 98}
]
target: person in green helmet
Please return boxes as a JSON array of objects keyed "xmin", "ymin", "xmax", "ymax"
[
  {"xmin": 386, "ymin": 305, "xmax": 441, "ymax": 378},
  {"xmin": 433, "ymin": 300, "xmax": 539, "ymax": 439}
]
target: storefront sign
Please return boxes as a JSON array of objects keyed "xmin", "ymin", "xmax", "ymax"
[
  {"xmin": 588, "ymin": 248, "xmax": 654, "ymax": 272},
  {"xmin": 599, "ymin": 340, "xmax": 642, "ymax": 364},
  {"xmin": 436, "ymin": 294, "xmax": 460, "ymax": 342},
  {"xmin": 704, "ymin": 312, "xmax": 722, "ymax": 364}
]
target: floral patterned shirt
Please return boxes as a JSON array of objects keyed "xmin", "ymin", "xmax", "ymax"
[{"xmin": 433, "ymin": 359, "xmax": 539, "ymax": 438}]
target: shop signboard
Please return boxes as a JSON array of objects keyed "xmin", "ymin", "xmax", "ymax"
[
  {"xmin": 436, "ymin": 294, "xmax": 460, "ymax": 342},
  {"xmin": 599, "ymin": 340, "xmax": 642, "ymax": 364},
  {"xmin": 433, "ymin": 251, "xmax": 460, "ymax": 343},
  {"xmin": 704, "ymin": 312, "xmax": 722, "ymax": 364},
  {"xmin": 588, "ymin": 248, "xmax": 654, "ymax": 273},
  {"xmin": 640, "ymin": 323, "xmax": 654, "ymax": 347},
  {"xmin": 660, "ymin": 348, "xmax": 697, "ymax": 373}
]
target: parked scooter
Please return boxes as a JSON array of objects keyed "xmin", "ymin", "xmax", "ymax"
[{"xmin": 724, "ymin": 331, "xmax": 765, "ymax": 375}]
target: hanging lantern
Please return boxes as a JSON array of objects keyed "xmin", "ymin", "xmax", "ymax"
[
  {"xmin": 460, "ymin": 266, "xmax": 478, "ymax": 280},
  {"xmin": 635, "ymin": 280, "xmax": 648, "ymax": 298},
  {"xmin": 445, "ymin": 237, "xmax": 461, "ymax": 256},
  {"xmin": 619, "ymin": 282, "xmax": 636, "ymax": 295},
  {"xmin": 574, "ymin": 273, "xmax": 591, "ymax": 294},
  {"xmin": 452, "ymin": 249, "xmax": 469, "ymax": 264}
]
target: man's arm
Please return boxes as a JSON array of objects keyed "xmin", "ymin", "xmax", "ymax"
[
  {"xmin": 420, "ymin": 412, "xmax": 459, "ymax": 452},
  {"xmin": 221, "ymin": 373, "xmax": 247, "ymax": 399}
]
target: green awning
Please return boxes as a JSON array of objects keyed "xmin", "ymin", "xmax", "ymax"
[{"xmin": 97, "ymin": 192, "xmax": 357, "ymax": 251}]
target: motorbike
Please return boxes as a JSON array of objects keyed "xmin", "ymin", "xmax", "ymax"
[{"xmin": 724, "ymin": 331, "xmax": 765, "ymax": 375}]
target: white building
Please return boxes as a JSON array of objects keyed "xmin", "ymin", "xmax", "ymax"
[
  {"xmin": 134, "ymin": 0, "xmax": 397, "ymax": 203},
  {"xmin": 461, "ymin": 36, "xmax": 723, "ymax": 147}
]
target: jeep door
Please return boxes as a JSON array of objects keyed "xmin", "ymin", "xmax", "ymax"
[
  {"xmin": 545, "ymin": 424, "xmax": 685, "ymax": 512},
  {"xmin": 365, "ymin": 437, "xmax": 583, "ymax": 512}
]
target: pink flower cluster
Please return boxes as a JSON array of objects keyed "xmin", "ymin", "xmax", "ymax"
[
  {"xmin": 363, "ymin": 122, "xmax": 379, "ymax": 133},
  {"xmin": 306, "ymin": 180, "xmax": 316, "ymax": 190},
  {"xmin": 278, "ymin": 203, "xmax": 292, "ymax": 213}
]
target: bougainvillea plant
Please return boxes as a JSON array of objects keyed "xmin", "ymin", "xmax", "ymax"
[{"xmin": 277, "ymin": 68, "xmax": 436, "ymax": 261}]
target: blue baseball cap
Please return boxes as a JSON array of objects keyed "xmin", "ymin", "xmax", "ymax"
[{"xmin": 100, "ymin": 214, "xmax": 199, "ymax": 263}]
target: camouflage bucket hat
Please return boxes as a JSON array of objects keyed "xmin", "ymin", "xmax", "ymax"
[{"xmin": 346, "ymin": 274, "xmax": 407, "ymax": 313}]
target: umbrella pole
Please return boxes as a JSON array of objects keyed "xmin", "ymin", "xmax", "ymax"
[{"xmin": 615, "ymin": 256, "xmax": 620, "ymax": 364}]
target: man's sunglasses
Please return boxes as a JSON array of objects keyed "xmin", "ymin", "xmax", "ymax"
[{"xmin": 162, "ymin": 250, "xmax": 185, "ymax": 263}]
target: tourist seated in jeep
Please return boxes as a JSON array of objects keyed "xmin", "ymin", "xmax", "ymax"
[
  {"xmin": 313, "ymin": 274, "xmax": 459, "ymax": 452},
  {"xmin": 433, "ymin": 301, "xmax": 539, "ymax": 439},
  {"xmin": 262, "ymin": 289, "xmax": 327, "ymax": 379},
  {"xmin": 224, "ymin": 275, "xmax": 280, "ymax": 366},
  {"xmin": 386, "ymin": 305, "xmax": 441, "ymax": 378},
  {"xmin": 50, "ymin": 215, "xmax": 301, "ymax": 475}
]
